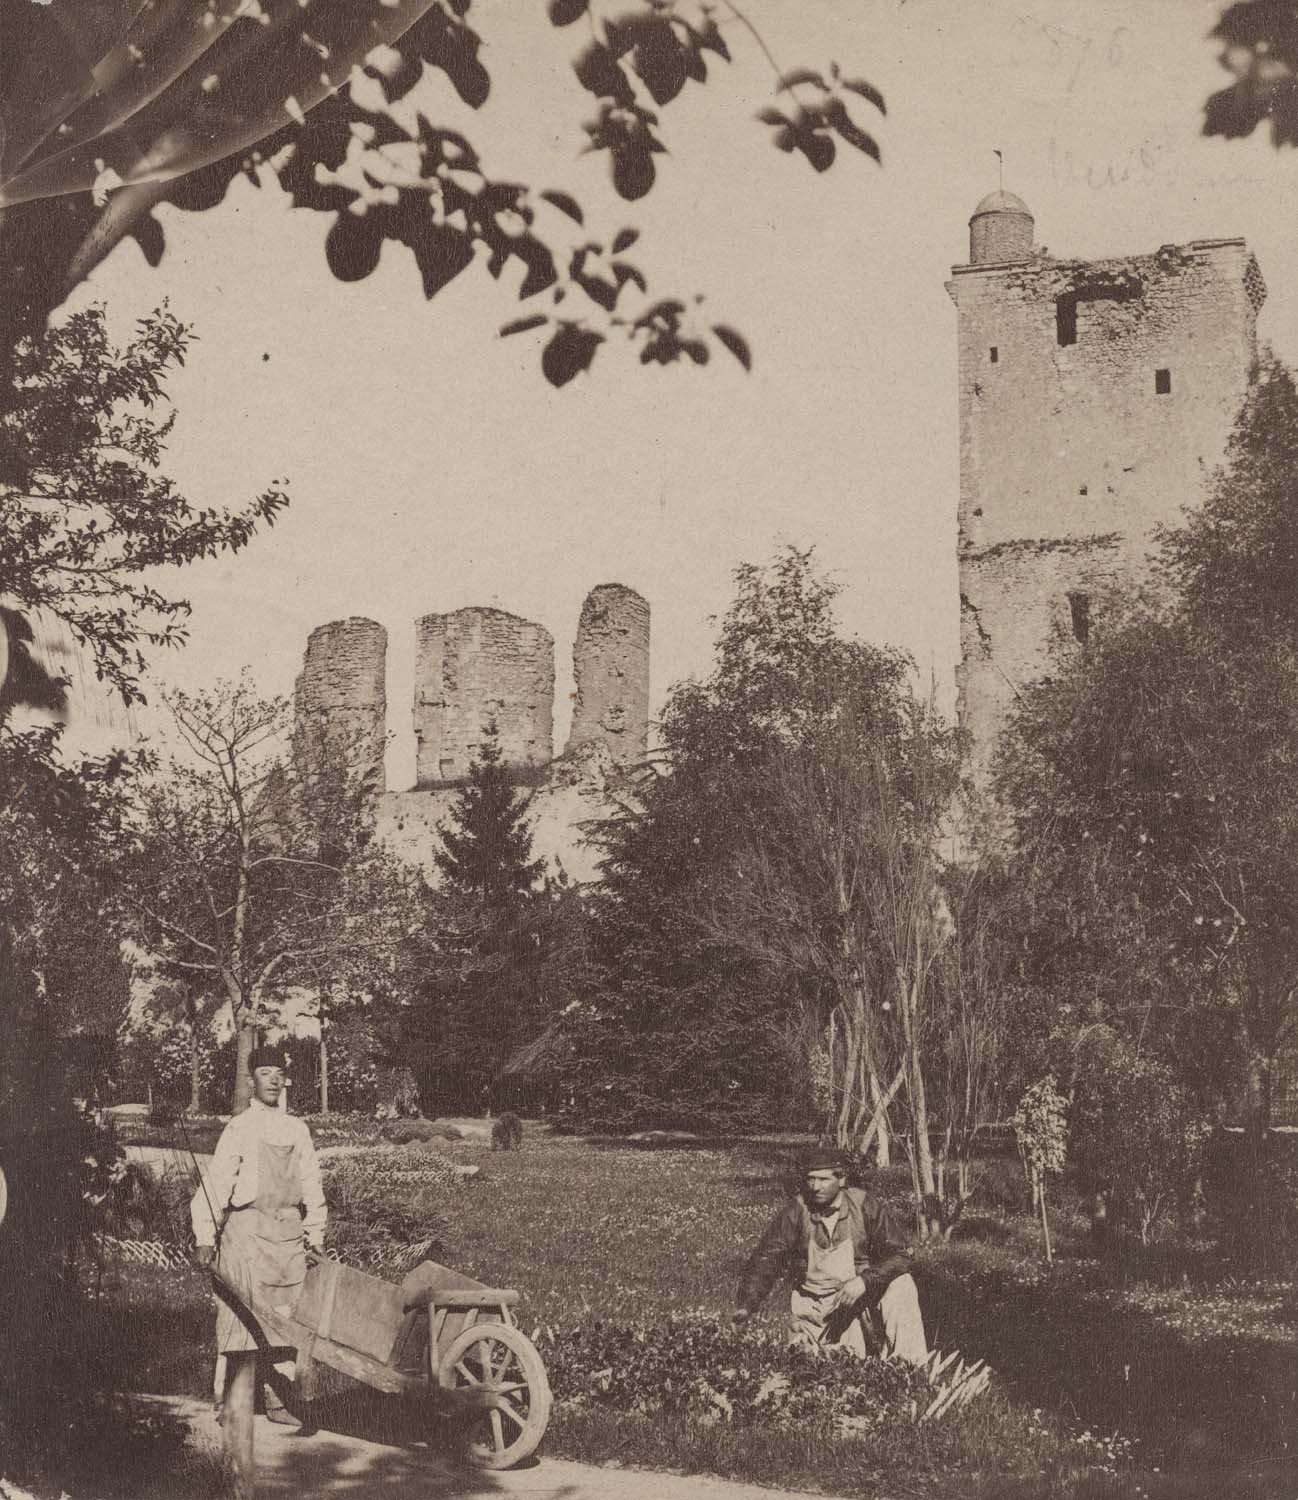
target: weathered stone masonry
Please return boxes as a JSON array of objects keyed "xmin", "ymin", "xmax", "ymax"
[
  {"xmin": 947, "ymin": 191, "xmax": 1265, "ymax": 784},
  {"xmin": 565, "ymin": 584, "xmax": 650, "ymax": 765},
  {"xmin": 288, "ymin": 588, "xmax": 651, "ymax": 883},
  {"xmin": 293, "ymin": 616, "xmax": 388, "ymax": 793},
  {"xmin": 414, "ymin": 607, "xmax": 555, "ymax": 787}
]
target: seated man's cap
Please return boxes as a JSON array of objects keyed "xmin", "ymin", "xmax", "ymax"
[
  {"xmin": 247, "ymin": 1045, "xmax": 287, "ymax": 1074},
  {"xmin": 801, "ymin": 1146, "xmax": 847, "ymax": 1174}
]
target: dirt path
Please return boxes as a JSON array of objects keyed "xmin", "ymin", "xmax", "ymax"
[{"xmin": 143, "ymin": 1397, "xmax": 829, "ymax": 1500}]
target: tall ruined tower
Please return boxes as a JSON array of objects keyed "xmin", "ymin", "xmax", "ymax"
[
  {"xmin": 565, "ymin": 583, "xmax": 650, "ymax": 766},
  {"xmin": 292, "ymin": 617, "xmax": 388, "ymax": 793},
  {"xmin": 947, "ymin": 192, "xmax": 1266, "ymax": 785},
  {"xmin": 413, "ymin": 607, "xmax": 555, "ymax": 787}
]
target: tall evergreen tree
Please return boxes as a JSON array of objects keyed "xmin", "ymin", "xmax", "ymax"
[
  {"xmin": 435, "ymin": 721, "xmax": 544, "ymax": 907},
  {"xmin": 410, "ymin": 723, "xmax": 546, "ymax": 1113}
]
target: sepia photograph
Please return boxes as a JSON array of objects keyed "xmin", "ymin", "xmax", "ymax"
[{"xmin": 2, "ymin": 2, "xmax": 1297, "ymax": 1496}]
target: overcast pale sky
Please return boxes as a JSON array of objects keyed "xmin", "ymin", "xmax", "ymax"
[{"xmin": 63, "ymin": 0, "xmax": 1298, "ymax": 787}]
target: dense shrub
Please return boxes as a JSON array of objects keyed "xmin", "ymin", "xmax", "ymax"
[
  {"xmin": 1070, "ymin": 1042, "xmax": 1209, "ymax": 1245},
  {"xmin": 535, "ymin": 1315, "xmax": 930, "ymax": 1434}
]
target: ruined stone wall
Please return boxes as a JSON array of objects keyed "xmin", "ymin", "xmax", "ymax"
[
  {"xmin": 947, "ymin": 238, "xmax": 1264, "ymax": 783},
  {"xmin": 565, "ymin": 584, "xmax": 650, "ymax": 765},
  {"xmin": 413, "ymin": 607, "xmax": 554, "ymax": 787},
  {"xmin": 292, "ymin": 616, "xmax": 388, "ymax": 793}
]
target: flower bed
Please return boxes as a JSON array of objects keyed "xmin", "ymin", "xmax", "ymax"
[{"xmin": 534, "ymin": 1314, "xmax": 932, "ymax": 1434}]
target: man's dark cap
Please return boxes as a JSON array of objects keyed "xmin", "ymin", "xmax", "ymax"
[
  {"xmin": 247, "ymin": 1045, "xmax": 287, "ymax": 1074},
  {"xmin": 800, "ymin": 1145, "xmax": 847, "ymax": 1174}
]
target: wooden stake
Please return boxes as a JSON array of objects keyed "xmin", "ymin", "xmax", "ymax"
[{"xmin": 224, "ymin": 1351, "xmax": 257, "ymax": 1500}]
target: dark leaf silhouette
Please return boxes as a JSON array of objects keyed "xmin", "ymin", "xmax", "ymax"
[
  {"xmin": 584, "ymin": 100, "xmax": 667, "ymax": 200},
  {"xmin": 839, "ymin": 76, "xmax": 887, "ymax": 114},
  {"xmin": 695, "ymin": 16, "xmax": 731, "ymax": 60},
  {"xmin": 613, "ymin": 145, "xmax": 659, "ymax": 199},
  {"xmin": 760, "ymin": 106, "xmax": 837, "ymax": 171},
  {"xmin": 612, "ymin": 227, "xmax": 640, "ymax": 253},
  {"xmin": 613, "ymin": 261, "xmax": 648, "ymax": 295},
  {"xmin": 712, "ymin": 324, "xmax": 752, "ymax": 371},
  {"xmin": 574, "ymin": 43, "xmax": 637, "ymax": 107},
  {"xmin": 406, "ymin": 4, "xmax": 491, "ymax": 109},
  {"xmin": 548, "ymin": 0, "xmax": 589, "ymax": 25},
  {"xmin": 512, "ymin": 235, "xmax": 562, "ymax": 300},
  {"xmin": 407, "ymin": 227, "xmax": 477, "ymax": 300},
  {"xmin": 542, "ymin": 324, "xmax": 605, "ymax": 387},
  {"xmin": 500, "ymin": 314, "xmax": 549, "ymax": 337},
  {"xmin": 540, "ymin": 189, "xmax": 585, "ymax": 225},
  {"xmin": 1204, "ymin": 0, "xmax": 1298, "ymax": 147},
  {"xmin": 625, "ymin": 16, "xmax": 689, "ymax": 106},
  {"xmin": 826, "ymin": 99, "xmax": 881, "ymax": 163},
  {"xmin": 128, "ymin": 213, "xmax": 166, "ymax": 268},
  {"xmin": 325, "ymin": 215, "xmax": 384, "ymax": 282}
]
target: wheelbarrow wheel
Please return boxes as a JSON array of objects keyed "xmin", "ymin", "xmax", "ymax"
[{"xmin": 436, "ymin": 1322, "xmax": 551, "ymax": 1469}]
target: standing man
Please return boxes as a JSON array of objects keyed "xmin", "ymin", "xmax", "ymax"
[
  {"xmin": 734, "ymin": 1147, "xmax": 928, "ymax": 1365},
  {"xmin": 191, "ymin": 1046, "xmax": 326, "ymax": 1422}
]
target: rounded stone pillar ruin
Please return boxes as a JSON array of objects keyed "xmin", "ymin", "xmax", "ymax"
[
  {"xmin": 292, "ymin": 617, "xmax": 388, "ymax": 793},
  {"xmin": 564, "ymin": 583, "xmax": 650, "ymax": 766},
  {"xmin": 414, "ymin": 607, "xmax": 555, "ymax": 786}
]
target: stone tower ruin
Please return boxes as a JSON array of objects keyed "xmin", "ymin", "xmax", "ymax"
[
  {"xmin": 947, "ymin": 191, "xmax": 1266, "ymax": 785},
  {"xmin": 292, "ymin": 616, "xmax": 388, "ymax": 793},
  {"xmin": 565, "ymin": 583, "xmax": 650, "ymax": 766},
  {"xmin": 413, "ymin": 607, "xmax": 555, "ymax": 787}
]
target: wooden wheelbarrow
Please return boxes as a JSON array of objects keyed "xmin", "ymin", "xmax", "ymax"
[{"xmin": 214, "ymin": 1253, "xmax": 552, "ymax": 1471}]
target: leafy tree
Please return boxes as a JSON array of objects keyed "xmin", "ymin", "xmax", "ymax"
[
  {"xmin": 0, "ymin": 1, "xmax": 885, "ymax": 387},
  {"xmin": 558, "ymin": 547, "xmax": 951, "ymax": 1139},
  {"xmin": 128, "ymin": 677, "xmax": 424, "ymax": 1112},
  {"xmin": 996, "ymin": 358, "xmax": 1298, "ymax": 1260},
  {"xmin": 1011, "ymin": 1075, "xmax": 1067, "ymax": 1265},
  {"xmin": 275, "ymin": 726, "xmax": 429, "ymax": 1114},
  {"xmin": 0, "ymin": 304, "xmax": 286, "ymax": 710},
  {"xmin": 125, "ymin": 676, "xmax": 292, "ymax": 1110}
]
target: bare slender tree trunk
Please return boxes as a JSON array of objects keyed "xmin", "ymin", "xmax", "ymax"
[
  {"xmin": 1039, "ymin": 1179, "xmax": 1053, "ymax": 1266},
  {"xmin": 867, "ymin": 1063, "xmax": 891, "ymax": 1166},
  {"xmin": 899, "ymin": 965, "xmax": 938, "ymax": 1236},
  {"xmin": 319, "ymin": 1026, "xmax": 329, "ymax": 1117},
  {"xmin": 185, "ymin": 991, "xmax": 202, "ymax": 1114},
  {"xmin": 232, "ymin": 1023, "xmax": 255, "ymax": 1114}
]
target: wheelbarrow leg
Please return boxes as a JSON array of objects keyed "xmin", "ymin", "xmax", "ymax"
[{"xmin": 223, "ymin": 1351, "xmax": 257, "ymax": 1500}]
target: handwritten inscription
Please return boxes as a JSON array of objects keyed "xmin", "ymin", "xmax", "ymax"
[{"xmin": 1009, "ymin": 13, "xmax": 1128, "ymax": 93}]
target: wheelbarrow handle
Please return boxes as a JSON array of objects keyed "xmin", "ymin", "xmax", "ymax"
[{"xmin": 402, "ymin": 1287, "xmax": 520, "ymax": 1313}]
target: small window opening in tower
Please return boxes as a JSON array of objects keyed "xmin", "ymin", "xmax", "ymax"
[
  {"xmin": 1068, "ymin": 591, "xmax": 1091, "ymax": 645},
  {"xmin": 1155, "ymin": 367, "xmax": 1171, "ymax": 395},
  {"xmin": 989, "ymin": 346, "xmax": 999, "ymax": 363},
  {"xmin": 1079, "ymin": 484, "xmax": 1088, "ymax": 496}
]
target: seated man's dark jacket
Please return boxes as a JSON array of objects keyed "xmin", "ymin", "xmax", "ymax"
[{"xmin": 737, "ymin": 1186, "xmax": 911, "ymax": 1314}]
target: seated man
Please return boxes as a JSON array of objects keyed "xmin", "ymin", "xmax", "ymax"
[{"xmin": 734, "ymin": 1147, "xmax": 928, "ymax": 1365}]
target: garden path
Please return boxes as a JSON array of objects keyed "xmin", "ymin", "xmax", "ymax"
[{"xmin": 143, "ymin": 1397, "xmax": 831, "ymax": 1499}]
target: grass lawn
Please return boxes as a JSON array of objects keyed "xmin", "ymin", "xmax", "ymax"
[{"xmin": 91, "ymin": 1129, "xmax": 1298, "ymax": 1498}]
